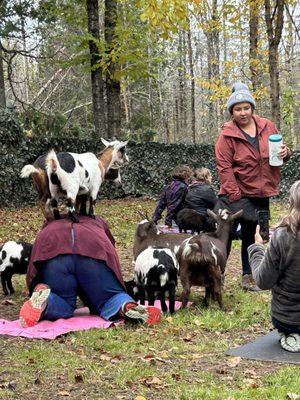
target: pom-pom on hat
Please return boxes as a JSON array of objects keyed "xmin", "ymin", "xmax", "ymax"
[{"xmin": 227, "ymin": 82, "xmax": 256, "ymax": 113}]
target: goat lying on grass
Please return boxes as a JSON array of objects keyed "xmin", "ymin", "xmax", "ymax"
[
  {"xmin": 21, "ymin": 138, "xmax": 128, "ymax": 222},
  {"xmin": 134, "ymin": 247, "xmax": 179, "ymax": 314},
  {"xmin": 177, "ymin": 208, "xmax": 243, "ymax": 310},
  {"xmin": 0, "ymin": 241, "xmax": 32, "ymax": 295}
]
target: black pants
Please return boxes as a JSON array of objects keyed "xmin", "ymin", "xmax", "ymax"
[
  {"xmin": 222, "ymin": 196, "xmax": 269, "ymax": 276},
  {"xmin": 272, "ymin": 316, "xmax": 300, "ymax": 334},
  {"xmin": 227, "ymin": 220, "xmax": 257, "ymax": 275}
]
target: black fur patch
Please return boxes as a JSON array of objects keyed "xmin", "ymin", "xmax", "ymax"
[
  {"xmin": 78, "ymin": 160, "xmax": 83, "ymax": 167},
  {"xmin": 85, "ymin": 170, "xmax": 89, "ymax": 178},
  {"xmin": 57, "ymin": 152, "xmax": 76, "ymax": 173}
]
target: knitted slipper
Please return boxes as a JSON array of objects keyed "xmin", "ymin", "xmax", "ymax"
[
  {"xmin": 279, "ymin": 333, "xmax": 300, "ymax": 353},
  {"xmin": 123, "ymin": 303, "xmax": 162, "ymax": 325},
  {"xmin": 19, "ymin": 284, "xmax": 51, "ymax": 328}
]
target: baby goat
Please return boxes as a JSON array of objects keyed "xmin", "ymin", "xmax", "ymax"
[
  {"xmin": 134, "ymin": 247, "xmax": 179, "ymax": 313},
  {"xmin": 21, "ymin": 138, "xmax": 128, "ymax": 222},
  {"xmin": 0, "ymin": 241, "xmax": 32, "ymax": 295},
  {"xmin": 177, "ymin": 208, "xmax": 243, "ymax": 309},
  {"xmin": 177, "ymin": 208, "xmax": 216, "ymax": 234}
]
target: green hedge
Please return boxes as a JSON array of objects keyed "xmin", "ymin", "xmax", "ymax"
[{"xmin": 1, "ymin": 109, "xmax": 300, "ymax": 208}]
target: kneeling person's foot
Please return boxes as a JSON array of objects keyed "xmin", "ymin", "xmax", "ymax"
[
  {"xmin": 241, "ymin": 274, "xmax": 261, "ymax": 292},
  {"xmin": 123, "ymin": 303, "xmax": 162, "ymax": 325},
  {"xmin": 19, "ymin": 284, "xmax": 51, "ymax": 328}
]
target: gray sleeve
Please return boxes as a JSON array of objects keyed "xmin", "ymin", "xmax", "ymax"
[{"xmin": 248, "ymin": 232, "xmax": 282, "ymax": 290}]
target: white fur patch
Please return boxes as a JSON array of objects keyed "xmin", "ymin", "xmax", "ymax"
[
  {"xmin": 159, "ymin": 270, "xmax": 168, "ymax": 287},
  {"xmin": 139, "ymin": 219, "xmax": 149, "ymax": 225},
  {"xmin": 0, "ymin": 241, "xmax": 23, "ymax": 272},
  {"xmin": 219, "ymin": 209, "xmax": 229, "ymax": 220},
  {"xmin": 210, "ymin": 242, "xmax": 218, "ymax": 266},
  {"xmin": 182, "ymin": 237, "xmax": 193, "ymax": 258}
]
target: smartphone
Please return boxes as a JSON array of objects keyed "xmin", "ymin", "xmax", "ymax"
[{"xmin": 257, "ymin": 210, "xmax": 270, "ymax": 242}]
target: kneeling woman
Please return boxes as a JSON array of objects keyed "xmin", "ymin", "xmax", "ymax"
[
  {"xmin": 20, "ymin": 215, "xmax": 161, "ymax": 327},
  {"xmin": 248, "ymin": 180, "xmax": 300, "ymax": 352}
]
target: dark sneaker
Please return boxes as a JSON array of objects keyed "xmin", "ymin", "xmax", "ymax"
[
  {"xmin": 241, "ymin": 274, "xmax": 261, "ymax": 292},
  {"xmin": 19, "ymin": 284, "xmax": 50, "ymax": 327},
  {"xmin": 123, "ymin": 303, "xmax": 162, "ymax": 325}
]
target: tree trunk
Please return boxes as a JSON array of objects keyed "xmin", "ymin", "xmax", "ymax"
[
  {"xmin": 264, "ymin": 0, "xmax": 284, "ymax": 128},
  {"xmin": 249, "ymin": 0, "xmax": 259, "ymax": 92},
  {"xmin": 0, "ymin": 46, "xmax": 6, "ymax": 108},
  {"xmin": 187, "ymin": 22, "xmax": 196, "ymax": 144},
  {"xmin": 105, "ymin": 0, "xmax": 121, "ymax": 138},
  {"xmin": 86, "ymin": 0, "xmax": 106, "ymax": 136}
]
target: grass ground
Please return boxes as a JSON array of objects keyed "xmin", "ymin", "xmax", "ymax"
[{"xmin": 0, "ymin": 198, "xmax": 299, "ymax": 400}]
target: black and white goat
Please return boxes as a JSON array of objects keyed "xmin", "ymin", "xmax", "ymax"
[
  {"xmin": 0, "ymin": 241, "xmax": 32, "ymax": 295},
  {"xmin": 134, "ymin": 247, "xmax": 179, "ymax": 313},
  {"xmin": 177, "ymin": 208, "xmax": 243, "ymax": 309},
  {"xmin": 21, "ymin": 138, "xmax": 128, "ymax": 222}
]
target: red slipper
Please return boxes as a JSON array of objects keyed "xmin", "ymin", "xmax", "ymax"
[{"xmin": 19, "ymin": 284, "xmax": 51, "ymax": 328}]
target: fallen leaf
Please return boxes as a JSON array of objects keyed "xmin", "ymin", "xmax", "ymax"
[
  {"xmin": 226, "ymin": 356, "xmax": 241, "ymax": 367},
  {"xmin": 1, "ymin": 299, "xmax": 15, "ymax": 305},
  {"xmin": 74, "ymin": 374, "xmax": 84, "ymax": 383},
  {"xmin": 135, "ymin": 396, "xmax": 147, "ymax": 400},
  {"xmin": 58, "ymin": 391, "xmax": 70, "ymax": 397}
]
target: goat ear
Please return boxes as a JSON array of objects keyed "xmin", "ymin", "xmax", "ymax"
[
  {"xmin": 231, "ymin": 209, "xmax": 243, "ymax": 220},
  {"xmin": 101, "ymin": 138, "xmax": 110, "ymax": 147},
  {"xmin": 207, "ymin": 209, "xmax": 218, "ymax": 221}
]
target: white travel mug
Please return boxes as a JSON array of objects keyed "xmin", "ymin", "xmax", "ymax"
[{"xmin": 269, "ymin": 134, "xmax": 283, "ymax": 166}]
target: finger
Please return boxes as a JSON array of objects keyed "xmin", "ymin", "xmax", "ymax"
[{"xmin": 256, "ymin": 224, "xmax": 260, "ymax": 233}]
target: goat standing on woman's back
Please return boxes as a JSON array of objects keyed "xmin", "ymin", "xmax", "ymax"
[
  {"xmin": 177, "ymin": 208, "xmax": 243, "ymax": 309},
  {"xmin": 21, "ymin": 138, "xmax": 128, "ymax": 222}
]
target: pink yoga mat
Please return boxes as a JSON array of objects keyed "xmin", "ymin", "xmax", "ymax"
[{"xmin": 0, "ymin": 301, "xmax": 187, "ymax": 340}]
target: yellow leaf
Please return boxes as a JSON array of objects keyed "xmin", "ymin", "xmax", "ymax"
[{"xmin": 135, "ymin": 397, "xmax": 147, "ymax": 400}]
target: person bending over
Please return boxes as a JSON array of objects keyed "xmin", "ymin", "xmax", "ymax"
[
  {"xmin": 19, "ymin": 215, "xmax": 161, "ymax": 327},
  {"xmin": 248, "ymin": 180, "xmax": 300, "ymax": 352}
]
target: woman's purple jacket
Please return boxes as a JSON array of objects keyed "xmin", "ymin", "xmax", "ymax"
[
  {"xmin": 153, "ymin": 178, "xmax": 188, "ymax": 225},
  {"xmin": 26, "ymin": 215, "xmax": 125, "ymax": 292}
]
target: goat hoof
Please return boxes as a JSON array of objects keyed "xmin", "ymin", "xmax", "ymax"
[{"xmin": 88, "ymin": 214, "xmax": 96, "ymax": 219}]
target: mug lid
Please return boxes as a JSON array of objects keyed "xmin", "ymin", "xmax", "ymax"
[{"xmin": 269, "ymin": 134, "xmax": 282, "ymax": 142}]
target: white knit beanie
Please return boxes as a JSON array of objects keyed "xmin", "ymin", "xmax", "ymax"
[{"xmin": 227, "ymin": 82, "xmax": 256, "ymax": 113}]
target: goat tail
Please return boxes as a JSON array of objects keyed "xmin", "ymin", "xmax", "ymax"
[
  {"xmin": 46, "ymin": 149, "xmax": 59, "ymax": 173},
  {"xmin": 157, "ymin": 265, "xmax": 168, "ymax": 288},
  {"xmin": 20, "ymin": 164, "xmax": 39, "ymax": 178}
]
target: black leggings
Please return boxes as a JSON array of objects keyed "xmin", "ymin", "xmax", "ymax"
[
  {"xmin": 227, "ymin": 219, "xmax": 257, "ymax": 275},
  {"xmin": 272, "ymin": 316, "xmax": 300, "ymax": 335}
]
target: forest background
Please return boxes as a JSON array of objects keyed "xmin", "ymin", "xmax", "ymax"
[{"xmin": 0, "ymin": 0, "xmax": 300, "ymax": 148}]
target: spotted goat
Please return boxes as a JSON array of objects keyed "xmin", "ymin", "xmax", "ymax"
[
  {"xmin": 0, "ymin": 241, "xmax": 32, "ymax": 295},
  {"xmin": 177, "ymin": 208, "xmax": 243, "ymax": 309},
  {"xmin": 133, "ymin": 247, "xmax": 179, "ymax": 314},
  {"xmin": 21, "ymin": 138, "xmax": 128, "ymax": 222}
]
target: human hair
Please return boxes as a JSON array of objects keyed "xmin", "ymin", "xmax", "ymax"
[
  {"xmin": 171, "ymin": 165, "xmax": 194, "ymax": 181},
  {"xmin": 194, "ymin": 167, "xmax": 212, "ymax": 185},
  {"xmin": 278, "ymin": 180, "xmax": 300, "ymax": 238}
]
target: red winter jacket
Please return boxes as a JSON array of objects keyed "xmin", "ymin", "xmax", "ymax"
[{"xmin": 215, "ymin": 115, "xmax": 291, "ymax": 202}]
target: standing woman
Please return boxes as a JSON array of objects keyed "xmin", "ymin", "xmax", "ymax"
[{"xmin": 215, "ymin": 82, "xmax": 291, "ymax": 291}]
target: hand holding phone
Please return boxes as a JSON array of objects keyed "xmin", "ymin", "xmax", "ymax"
[{"xmin": 257, "ymin": 210, "xmax": 270, "ymax": 242}]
